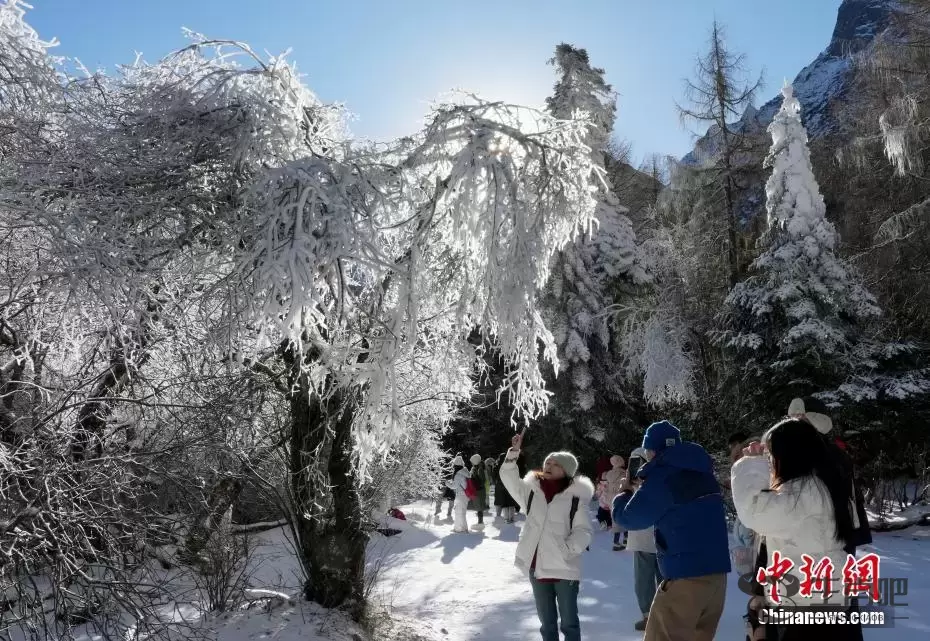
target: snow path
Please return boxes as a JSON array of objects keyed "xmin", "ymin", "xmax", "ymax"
[{"xmin": 373, "ymin": 500, "xmax": 930, "ymax": 641}]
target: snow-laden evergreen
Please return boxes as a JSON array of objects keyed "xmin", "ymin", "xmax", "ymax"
[
  {"xmin": 715, "ymin": 84, "xmax": 927, "ymax": 408},
  {"xmin": 541, "ymin": 44, "xmax": 647, "ymax": 411}
]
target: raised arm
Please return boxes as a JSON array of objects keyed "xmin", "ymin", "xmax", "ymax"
[
  {"xmin": 499, "ymin": 433, "xmax": 533, "ymax": 512},
  {"xmin": 730, "ymin": 455, "xmax": 804, "ymax": 539},
  {"xmin": 612, "ymin": 471, "xmax": 674, "ymax": 531}
]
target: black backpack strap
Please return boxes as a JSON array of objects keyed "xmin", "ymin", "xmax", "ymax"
[
  {"xmin": 527, "ymin": 492, "xmax": 588, "ymax": 550},
  {"xmin": 569, "ymin": 496, "xmax": 589, "ymax": 551}
]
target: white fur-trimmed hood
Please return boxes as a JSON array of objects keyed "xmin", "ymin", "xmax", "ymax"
[{"xmin": 523, "ymin": 471, "xmax": 595, "ymax": 502}]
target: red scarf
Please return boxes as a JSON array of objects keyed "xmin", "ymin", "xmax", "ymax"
[{"xmin": 531, "ymin": 476, "xmax": 571, "ymax": 583}]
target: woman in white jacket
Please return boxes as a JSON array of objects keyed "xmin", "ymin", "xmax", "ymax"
[
  {"xmin": 500, "ymin": 432, "xmax": 593, "ymax": 641},
  {"xmin": 731, "ymin": 418, "xmax": 863, "ymax": 641},
  {"xmin": 446, "ymin": 455, "xmax": 470, "ymax": 533}
]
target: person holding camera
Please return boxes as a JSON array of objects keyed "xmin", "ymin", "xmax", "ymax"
[{"xmin": 612, "ymin": 420, "xmax": 731, "ymax": 641}]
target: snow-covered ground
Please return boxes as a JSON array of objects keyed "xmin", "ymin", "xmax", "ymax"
[
  {"xmin": 369, "ymin": 500, "xmax": 930, "ymax": 641},
  {"xmin": 56, "ymin": 497, "xmax": 930, "ymax": 641}
]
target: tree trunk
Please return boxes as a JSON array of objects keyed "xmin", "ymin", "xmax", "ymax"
[
  {"xmin": 72, "ymin": 291, "xmax": 160, "ymax": 461},
  {"xmin": 182, "ymin": 475, "xmax": 244, "ymax": 562},
  {"xmin": 288, "ymin": 370, "xmax": 368, "ymax": 618}
]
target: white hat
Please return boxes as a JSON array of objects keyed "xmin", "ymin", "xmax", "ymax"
[
  {"xmin": 788, "ymin": 397, "xmax": 833, "ymax": 435},
  {"xmin": 470, "ymin": 454, "xmax": 483, "ymax": 466},
  {"xmin": 544, "ymin": 451, "xmax": 579, "ymax": 477},
  {"xmin": 451, "ymin": 455, "xmax": 465, "ymax": 467}
]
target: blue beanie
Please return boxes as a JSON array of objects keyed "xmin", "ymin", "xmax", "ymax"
[{"xmin": 642, "ymin": 420, "xmax": 682, "ymax": 453}]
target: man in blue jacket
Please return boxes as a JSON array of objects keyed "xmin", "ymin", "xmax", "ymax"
[{"xmin": 612, "ymin": 420, "xmax": 730, "ymax": 641}]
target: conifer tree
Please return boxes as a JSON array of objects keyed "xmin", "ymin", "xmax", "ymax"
[
  {"xmin": 542, "ymin": 43, "xmax": 647, "ymax": 411},
  {"xmin": 678, "ymin": 21, "xmax": 764, "ymax": 288},
  {"xmin": 716, "ymin": 84, "xmax": 883, "ymax": 412}
]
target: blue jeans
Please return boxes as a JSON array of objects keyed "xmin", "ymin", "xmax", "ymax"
[
  {"xmin": 633, "ymin": 551, "xmax": 663, "ymax": 615},
  {"xmin": 529, "ymin": 569, "xmax": 580, "ymax": 641}
]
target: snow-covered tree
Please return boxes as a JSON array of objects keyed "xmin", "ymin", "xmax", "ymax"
[
  {"xmin": 1, "ymin": 18, "xmax": 607, "ymax": 614},
  {"xmin": 541, "ymin": 44, "xmax": 647, "ymax": 412},
  {"xmin": 714, "ymin": 84, "xmax": 918, "ymax": 414}
]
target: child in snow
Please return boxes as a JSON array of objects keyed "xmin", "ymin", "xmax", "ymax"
[
  {"xmin": 499, "ymin": 431, "xmax": 593, "ymax": 641},
  {"xmin": 468, "ymin": 454, "xmax": 489, "ymax": 530},
  {"xmin": 446, "ymin": 455, "xmax": 471, "ymax": 533},
  {"xmin": 603, "ymin": 455, "xmax": 628, "ymax": 550},
  {"xmin": 732, "ymin": 418, "xmax": 864, "ymax": 641}
]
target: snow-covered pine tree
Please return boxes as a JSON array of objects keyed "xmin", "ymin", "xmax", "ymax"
[
  {"xmin": 715, "ymin": 84, "xmax": 883, "ymax": 413},
  {"xmin": 542, "ymin": 43, "xmax": 647, "ymax": 412}
]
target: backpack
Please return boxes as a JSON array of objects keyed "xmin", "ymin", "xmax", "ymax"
[
  {"xmin": 464, "ymin": 477, "xmax": 478, "ymax": 501},
  {"xmin": 526, "ymin": 491, "xmax": 589, "ymax": 551}
]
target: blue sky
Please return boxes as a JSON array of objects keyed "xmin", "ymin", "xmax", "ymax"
[{"xmin": 25, "ymin": 0, "xmax": 843, "ymax": 161}]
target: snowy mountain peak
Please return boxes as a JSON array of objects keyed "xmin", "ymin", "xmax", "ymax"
[
  {"xmin": 683, "ymin": 0, "xmax": 895, "ymax": 165},
  {"xmin": 827, "ymin": 0, "xmax": 895, "ymax": 57}
]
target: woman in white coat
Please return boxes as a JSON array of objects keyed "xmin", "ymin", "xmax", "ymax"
[
  {"xmin": 731, "ymin": 418, "xmax": 864, "ymax": 641},
  {"xmin": 446, "ymin": 455, "xmax": 470, "ymax": 533},
  {"xmin": 500, "ymin": 432, "xmax": 593, "ymax": 641}
]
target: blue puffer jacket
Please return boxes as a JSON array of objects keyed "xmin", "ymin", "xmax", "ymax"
[{"xmin": 612, "ymin": 442, "xmax": 731, "ymax": 580}]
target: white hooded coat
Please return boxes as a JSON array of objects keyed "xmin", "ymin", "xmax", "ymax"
[
  {"xmin": 499, "ymin": 451, "xmax": 594, "ymax": 581},
  {"xmin": 446, "ymin": 467, "xmax": 471, "ymax": 531},
  {"xmin": 731, "ymin": 455, "xmax": 851, "ymax": 607}
]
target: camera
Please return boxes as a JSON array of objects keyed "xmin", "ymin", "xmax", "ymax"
[{"xmin": 628, "ymin": 456, "xmax": 643, "ymax": 479}]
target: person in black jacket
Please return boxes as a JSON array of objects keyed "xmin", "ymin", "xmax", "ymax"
[
  {"xmin": 494, "ymin": 451, "xmax": 525, "ymax": 523},
  {"xmin": 434, "ymin": 452, "xmax": 461, "ymax": 520}
]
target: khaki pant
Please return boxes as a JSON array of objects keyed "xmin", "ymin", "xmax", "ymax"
[{"xmin": 644, "ymin": 573, "xmax": 727, "ymax": 641}]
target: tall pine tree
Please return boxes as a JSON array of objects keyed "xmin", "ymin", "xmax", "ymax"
[
  {"xmin": 542, "ymin": 43, "xmax": 647, "ymax": 412},
  {"xmin": 716, "ymin": 84, "xmax": 882, "ymax": 416}
]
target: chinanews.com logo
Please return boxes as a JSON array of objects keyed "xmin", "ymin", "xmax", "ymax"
[
  {"xmin": 736, "ymin": 551, "xmax": 909, "ymax": 628},
  {"xmin": 759, "ymin": 607, "xmax": 887, "ymax": 626}
]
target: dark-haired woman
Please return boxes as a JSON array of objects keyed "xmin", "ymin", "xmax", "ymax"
[{"xmin": 731, "ymin": 418, "xmax": 864, "ymax": 641}]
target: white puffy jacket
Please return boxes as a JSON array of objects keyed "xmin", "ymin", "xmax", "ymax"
[
  {"xmin": 731, "ymin": 456, "xmax": 851, "ymax": 607},
  {"xmin": 446, "ymin": 468, "xmax": 470, "ymax": 501},
  {"xmin": 500, "ymin": 450, "xmax": 594, "ymax": 581},
  {"xmin": 626, "ymin": 526, "xmax": 656, "ymax": 553}
]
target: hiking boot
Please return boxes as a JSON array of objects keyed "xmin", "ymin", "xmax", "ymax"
[{"xmin": 634, "ymin": 617, "xmax": 647, "ymax": 631}]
